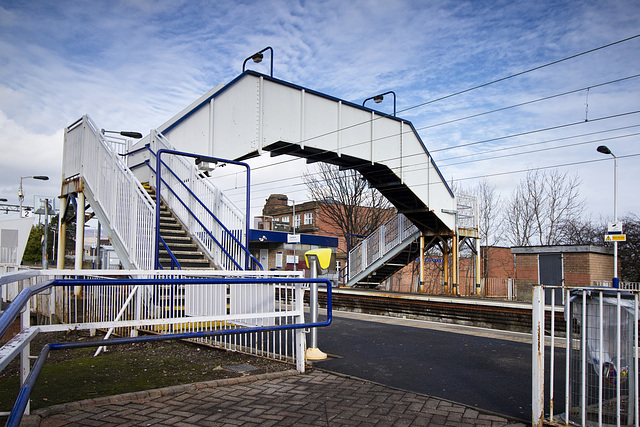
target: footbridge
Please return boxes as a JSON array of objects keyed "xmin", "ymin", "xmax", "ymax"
[{"xmin": 59, "ymin": 70, "xmax": 478, "ymax": 290}]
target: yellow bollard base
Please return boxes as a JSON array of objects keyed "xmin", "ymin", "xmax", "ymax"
[{"xmin": 306, "ymin": 347, "xmax": 327, "ymax": 360}]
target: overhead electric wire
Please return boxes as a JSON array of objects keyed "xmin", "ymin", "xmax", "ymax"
[
  {"xmin": 397, "ymin": 34, "xmax": 640, "ymax": 115},
  {"xmin": 440, "ymin": 131, "xmax": 640, "ymax": 167},
  {"xmin": 429, "ymin": 110, "xmax": 640, "ymax": 153},
  {"xmin": 417, "ymin": 74, "xmax": 640, "ymax": 131},
  {"xmin": 437, "ymin": 124, "xmax": 640, "ymax": 162}
]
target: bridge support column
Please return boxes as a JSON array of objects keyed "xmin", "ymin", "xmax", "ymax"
[
  {"xmin": 75, "ymin": 192, "xmax": 85, "ymax": 296},
  {"xmin": 56, "ymin": 196, "xmax": 67, "ymax": 270},
  {"xmin": 419, "ymin": 236, "xmax": 424, "ymax": 292},
  {"xmin": 475, "ymin": 237, "xmax": 481, "ymax": 295},
  {"xmin": 452, "ymin": 234, "xmax": 458, "ymax": 296},
  {"xmin": 443, "ymin": 240, "xmax": 449, "ymax": 294}
]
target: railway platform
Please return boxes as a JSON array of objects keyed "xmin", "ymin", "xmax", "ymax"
[{"xmin": 26, "ymin": 369, "xmax": 525, "ymax": 426}]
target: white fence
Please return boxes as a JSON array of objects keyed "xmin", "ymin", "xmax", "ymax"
[
  {"xmin": 63, "ymin": 116, "xmax": 155, "ymax": 270},
  {"xmin": 348, "ymin": 213, "xmax": 419, "ymax": 280},
  {"xmin": 149, "ymin": 132, "xmax": 248, "ymax": 270},
  {"xmin": 482, "ymin": 278, "xmax": 516, "ymax": 300},
  {"xmin": 533, "ymin": 285, "xmax": 640, "ymax": 426},
  {"xmin": 1, "ymin": 269, "xmax": 309, "ymax": 370}
]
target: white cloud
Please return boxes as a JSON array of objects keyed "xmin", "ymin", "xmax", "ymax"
[{"xmin": 0, "ymin": 0, "xmax": 638, "ymax": 223}]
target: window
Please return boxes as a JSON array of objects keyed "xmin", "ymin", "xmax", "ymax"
[
  {"xmin": 281, "ymin": 216, "xmax": 289, "ymax": 223},
  {"xmin": 304, "ymin": 212, "xmax": 313, "ymax": 225},
  {"xmin": 293, "ymin": 214, "xmax": 301, "ymax": 228}
]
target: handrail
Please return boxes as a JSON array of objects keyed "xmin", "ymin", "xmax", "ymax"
[
  {"xmin": 2, "ymin": 276, "xmax": 332, "ymax": 427},
  {"xmin": 158, "ymin": 235, "xmax": 181, "ymax": 270},
  {"xmin": 149, "ymin": 159, "xmax": 244, "ymax": 270},
  {"xmin": 154, "ymin": 148, "xmax": 261, "ymax": 271}
]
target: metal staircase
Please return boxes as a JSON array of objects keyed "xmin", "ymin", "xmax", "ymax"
[
  {"xmin": 142, "ymin": 183, "xmax": 211, "ymax": 269},
  {"xmin": 347, "ymin": 214, "xmax": 421, "ymax": 287},
  {"xmin": 61, "ymin": 115, "xmax": 256, "ymax": 271}
]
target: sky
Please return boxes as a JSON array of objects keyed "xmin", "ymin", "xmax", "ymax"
[{"xmin": 1, "ymin": 0, "xmax": 639, "ymax": 232}]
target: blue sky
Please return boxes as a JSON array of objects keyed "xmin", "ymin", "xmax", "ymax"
[{"xmin": 1, "ymin": 0, "xmax": 639, "ymax": 225}]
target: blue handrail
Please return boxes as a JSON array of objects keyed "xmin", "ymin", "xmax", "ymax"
[
  {"xmin": 153, "ymin": 159, "xmax": 245, "ymax": 270},
  {"xmin": 2, "ymin": 277, "xmax": 332, "ymax": 427},
  {"xmin": 152, "ymin": 147, "xmax": 260, "ymax": 271},
  {"xmin": 158, "ymin": 235, "xmax": 182, "ymax": 270}
]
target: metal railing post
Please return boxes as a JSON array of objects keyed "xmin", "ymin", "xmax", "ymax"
[
  {"xmin": 532, "ymin": 284, "xmax": 544, "ymax": 427},
  {"xmin": 19, "ymin": 296, "xmax": 31, "ymax": 416}
]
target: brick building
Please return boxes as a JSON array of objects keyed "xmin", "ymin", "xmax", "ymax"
[
  {"xmin": 255, "ymin": 194, "xmax": 394, "ymax": 275},
  {"xmin": 510, "ymin": 245, "xmax": 614, "ymax": 301}
]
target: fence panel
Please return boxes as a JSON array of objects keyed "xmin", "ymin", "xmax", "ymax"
[{"xmin": 533, "ymin": 284, "xmax": 640, "ymax": 426}]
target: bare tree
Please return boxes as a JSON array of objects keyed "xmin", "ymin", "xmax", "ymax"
[
  {"xmin": 469, "ymin": 179, "xmax": 505, "ymax": 278},
  {"xmin": 506, "ymin": 169, "xmax": 585, "ymax": 246},
  {"xmin": 303, "ymin": 163, "xmax": 395, "ymax": 246}
]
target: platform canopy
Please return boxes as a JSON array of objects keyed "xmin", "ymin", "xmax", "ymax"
[{"xmin": 156, "ymin": 71, "xmax": 456, "ymax": 233}]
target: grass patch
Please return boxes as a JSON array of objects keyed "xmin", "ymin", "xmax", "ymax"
[{"xmin": 0, "ymin": 332, "xmax": 290, "ymax": 413}]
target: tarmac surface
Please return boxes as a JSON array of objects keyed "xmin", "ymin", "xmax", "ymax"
[
  {"xmin": 26, "ymin": 369, "xmax": 526, "ymax": 426},
  {"xmin": 22, "ymin": 310, "xmax": 536, "ymax": 426}
]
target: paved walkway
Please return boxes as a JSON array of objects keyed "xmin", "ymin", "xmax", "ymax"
[{"xmin": 25, "ymin": 369, "xmax": 526, "ymax": 427}]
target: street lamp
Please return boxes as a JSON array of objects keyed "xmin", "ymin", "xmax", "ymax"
[
  {"xmin": 242, "ymin": 46, "xmax": 274, "ymax": 77},
  {"xmin": 277, "ymin": 196, "xmax": 298, "ymax": 270},
  {"xmin": 597, "ymin": 145, "xmax": 619, "ymax": 288},
  {"xmin": 18, "ymin": 175, "xmax": 49, "ymax": 218},
  {"xmin": 363, "ymin": 91, "xmax": 396, "ymax": 116},
  {"xmin": 101, "ymin": 129, "xmax": 143, "ymax": 139}
]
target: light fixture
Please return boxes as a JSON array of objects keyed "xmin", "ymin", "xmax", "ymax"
[
  {"xmin": 597, "ymin": 145, "xmax": 612, "ymax": 155},
  {"xmin": 363, "ymin": 91, "xmax": 397, "ymax": 116},
  {"xmin": 596, "ymin": 145, "xmax": 619, "ymax": 288},
  {"xmin": 18, "ymin": 175, "xmax": 49, "ymax": 217},
  {"xmin": 252, "ymin": 52, "xmax": 264, "ymax": 63},
  {"xmin": 242, "ymin": 46, "xmax": 274, "ymax": 77},
  {"xmin": 101, "ymin": 129, "xmax": 143, "ymax": 139}
]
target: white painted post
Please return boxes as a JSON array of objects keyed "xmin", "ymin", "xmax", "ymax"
[
  {"xmin": 532, "ymin": 285, "xmax": 545, "ymax": 427},
  {"xmin": 294, "ymin": 283, "xmax": 305, "ymax": 373},
  {"xmin": 20, "ymin": 295, "xmax": 31, "ymax": 415}
]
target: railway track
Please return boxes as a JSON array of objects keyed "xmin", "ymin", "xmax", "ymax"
[{"xmin": 316, "ymin": 288, "xmax": 565, "ymax": 334}]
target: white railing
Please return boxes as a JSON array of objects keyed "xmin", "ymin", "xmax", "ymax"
[
  {"xmin": 482, "ymin": 278, "xmax": 516, "ymax": 300},
  {"xmin": 63, "ymin": 116, "xmax": 155, "ymax": 270},
  {"xmin": 456, "ymin": 193, "xmax": 478, "ymax": 230},
  {"xmin": 533, "ymin": 285, "xmax": 640, "ymax": 426},
  {"xmin": 348, "ymin": 213, "xmax": 419, "ymax": 280},
  {"xmin": 593, "ymin": 281, "xmax": 640, "ymax": 291},
  {"xmin": 1, "ymin": 269, "xmax": 308, "ymax": 369},
  {"xmin": 149, "ymin": 131, "xmax": 248, "ymax": 270}
]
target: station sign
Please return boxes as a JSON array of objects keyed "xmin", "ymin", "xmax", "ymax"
[
  {"xmin": 604, "ymin": 234, "xmax": 626, "ymax": 242},
  {"xmin": 287, "ymin": 233, "xmax": 301, "ymax": 244},
  {"xmin": 607, "ymin": 222, "xmax": 623, "ymax": 234}
]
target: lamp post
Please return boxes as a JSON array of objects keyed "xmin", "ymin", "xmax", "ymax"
[
  {"xmin": 242, "ymin": 46, "xmax": 274, "ymax": 77},
  {"xmin": 277, "ymin": 197, "xmax": 297, "ymax": 271},
  {"xmin": 363, "ymin": 91, "xmax": 396, "ymax": 116},
  {"xmin": 18, "ymin": 176, "xmax": 49, "ymax": 218},
  {"xmin": 597, "ymin": 145, "xmax": 619, "ymax": 288},
  {"xmin": 100, "ymin": 129, "xmax": 143, "ymax": 139}
]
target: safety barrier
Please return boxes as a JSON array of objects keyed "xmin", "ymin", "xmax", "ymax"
[
  {"xmin": 64, "ymin": 116, "xmax": 155, "ymax": 269},
  {"xmin": 0, "ymin": 269, "xmax": 330, "ymax": 426},
  {"xmin": 532, "ymin": 285, "xmax": 639, "ymax": 426}
]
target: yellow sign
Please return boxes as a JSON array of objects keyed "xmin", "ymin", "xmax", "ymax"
[{"xmin": 605, "ymin": 234, "xmax": 626, "ymax": 242}]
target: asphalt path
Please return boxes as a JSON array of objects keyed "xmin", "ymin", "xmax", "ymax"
[{"xmin": 313, "ymin": 311, "xmax": 565, "ymax": 422}]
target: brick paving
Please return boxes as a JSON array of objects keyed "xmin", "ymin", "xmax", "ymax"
[{"xmin": 26, "ymin": 370, "xmax": 526, "ymax": 426}]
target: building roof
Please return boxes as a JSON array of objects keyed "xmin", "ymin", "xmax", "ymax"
[
  {"xmin": 510, "ymin": 245, "xmax": 613, "ymax": 255},
  {"xmin": 248, "ymin": 229, "xmax": 338, "ymax": 247}
]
